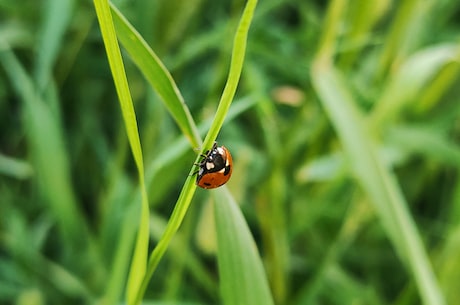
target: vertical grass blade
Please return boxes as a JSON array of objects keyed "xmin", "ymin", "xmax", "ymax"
[
  {"xmin": 311, "ymin": 60, "xmax": 445, "ymax": 305},
  {"xmin": 92, "ymin": 1, "xmax": 150, "ymax": 304},
  {"xmin": 0, "ymin": 47, "xmax": 87, "ymax": 248},
  {"xmin": 34, "ymin": 0, "xmax": 75, "ymax": 92}
]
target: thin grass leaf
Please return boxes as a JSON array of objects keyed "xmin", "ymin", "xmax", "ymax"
[
  {"xmin": 376, "ymin": 0, "xmax": 434, "ymax": 78},
  {"xmin": 371, "ymin": 44, "xmax": 460, "ymax": 126},
  {"xmin": 338, "ymin": 0, "xmax": 390, "ymax": 68},
  {"xmin": 110, "ymin": 3, "xmax": 201, "ymax": 148},
  {"xmin": 145, "ymin": 96, "xmax": 258, "ymax": 188},
  {"xmin": 92, "ymin": 1, "xmax": 150, "ymax": 304},
  {"xmin": 99, "ymin": 202, "xmax": 140, "ymax": 305},
  {"xmin": 416, "ymin": 59, "xmax": 460, "ymax": 114},
  {"xmin": 386, "ymin": 125, "xmax": 460, "ymax": 169},
  {"xmin": 134, "ymin": 172, "xmax": 197, "ymax": 305},
  {"xmin": 0, "ymin": 154, "xmax": 33, "ymax": 180},
  {"xmin": 34, "ymin": 0, "xmax": 75, "ymax": 92},
  {"xmin": 201, "ymin": 0, "xmax": 258, "ymax": 152},
  {"xmin": 311, "ymin": 60, "xmax": 445, "ymax": 305},
  {"xmin": 214, "ymin": 187, "xmax": 275, "ymax": 305}
]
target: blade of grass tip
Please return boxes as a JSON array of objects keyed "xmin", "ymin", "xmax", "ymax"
[
  {"xmin": 132, "ymin": 1, "xmax": 258, "ymax": 304},
  {"xmin": 110, "ymin": 3, "xmax": 201, "ymax": 148},
  {"xmin": 214, "ymin": 187, "xmax": 275, "ymax": 305},
  {"xmin": 310, "ymin": 60, "xmax": 445, "ymax": 305},
  {"xmin": 92, "ymin": 1, "xmax": 149, "ymax": 305}
]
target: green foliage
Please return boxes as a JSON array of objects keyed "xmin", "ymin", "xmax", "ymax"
[{"xmin": 2, "ymin": 0, "xmax": 460, "ymax": 305}]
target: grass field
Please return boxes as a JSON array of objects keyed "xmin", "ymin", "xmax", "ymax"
[{"xmin": 1, "ymin": 0, "xmax": 460, "ymax": 304}]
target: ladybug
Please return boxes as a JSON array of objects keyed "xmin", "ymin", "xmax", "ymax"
[{"xmin": 195, "ymin": 142, "xmax": 233, "ymax": 189}]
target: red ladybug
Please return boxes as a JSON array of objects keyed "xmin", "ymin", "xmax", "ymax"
[{"xmin": 195, "ymin": 142, "xmax": 233, "ymax": 189}]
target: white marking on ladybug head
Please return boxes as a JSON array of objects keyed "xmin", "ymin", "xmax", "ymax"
[
  {"xmin": 216, "ymin": 147, "xmax": 225, "ymax": 154},
  {"xmin": 206, "ymin": 162, "xmax": 215, "ymax": 170}
]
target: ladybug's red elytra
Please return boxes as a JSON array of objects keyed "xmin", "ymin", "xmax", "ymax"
[{"xmin": 195, "ymin": 142, "xmax": 233, "ymax": 189}]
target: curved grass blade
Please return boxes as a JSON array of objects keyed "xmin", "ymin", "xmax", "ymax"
[
  {"xmin": 110, "ymin": 3, "xmax": 201, "ymax": 148},
  {"xmin": 145, "ymin": 96, "xmax": 258, "ymax": 188},
  {"xmin": 131, "ymin": 1, "xmax": 258, "ymax": 304},
  {"xmin": 200, "ymin": 0, "xmax": 258, "ymax": 152},
  {"xmin": 92, "ymin": 1, "xmax": 150, "ymax": 304},
  {"xmin": 214, "ymin": 187, "xmax": 275, "ymax": 305}
]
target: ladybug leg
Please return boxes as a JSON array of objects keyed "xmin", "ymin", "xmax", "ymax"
[
  {"xmin": 194, "ymin": 153, "xmax": 208, "ymax": 166},
  {"xmin": 191, "ymin": 150, "xmax": 209, "ymax": 176},
  {"xmin": 191, "ymin": 161, "xmax": 204, "ymax": 176},
  {"xmin": 200, "ymin": 149, "xmax": 210, "ymax": 159},
  {"xmin": 190, "ymin": 142, "xmax": 217, "ymax": 178}
]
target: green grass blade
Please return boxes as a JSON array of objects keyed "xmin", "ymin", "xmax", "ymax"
[
  {"xmin": 371, "ymin": 44, "xmax": 460, "ymax": 126},
  {"xmin": 110, "ymin": 3, "xmax": 201, "ymax": 148},
  {"xmin": 145, "ymin": 96, "xmax": 258, "ymax": 188},
  {"xmin": 311, "ymin": 60, "xmax": 446, "ymax": 305},
  {"xmin": 92, "ymin": 1, "xmax": 150, "ymax": 304},
  {"xmin": 131, "ymin": 1, "xmax": 258, "ymax": 303},
  {"xmin": 34, "ymin": 0, "xmax": 75, "ymax": 92},
  {"xmin": 134, "ymin": 173, "xmax": 198, "ymax": 305},
  {"xmin": 0, "ymin": 153, "xmax": 33, "ymax": 180},
  {"xmin": 99, "ymin": 202, "xmax": 140, "ymax": 305},
  {"xmin": 386, "ymin": 125, "xmax": 460, "ymax": 169},
  {"xmin": 201, "ymin": 0, "xmax": 258, "ymax": 152},
  {"xmin": 376, "ymin": 0, "xmax": 433, "ymax": 79},
  {"xmin": 0, "ymin": 46, "xmax": 87, "ymax": 248},
  {"xmin": 214, "ymin": 187, "xmax": 275, "ymax": 305}
]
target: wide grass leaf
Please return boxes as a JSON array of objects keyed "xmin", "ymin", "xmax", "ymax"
[
  {"xmin": 111, "ymin": 3, "xmax": 201, "ymax": 148},
  {"xmin": 214, "ymin": 188, "xmax": 275, "ymax": 305}
]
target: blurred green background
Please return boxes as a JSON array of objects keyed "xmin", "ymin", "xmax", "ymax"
[{"xmin": 1, "ymin": 0, "xmax": 460, "ymax": 304}]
